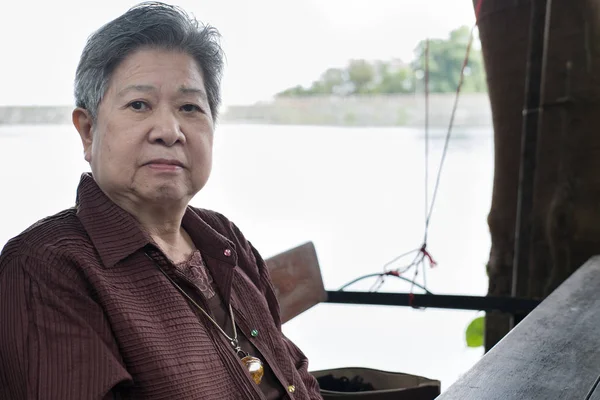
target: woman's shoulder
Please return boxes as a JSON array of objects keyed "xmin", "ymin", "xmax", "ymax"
[{"xmin": 0, "ymin": 207, "xmax": 90, "ymax": 266}]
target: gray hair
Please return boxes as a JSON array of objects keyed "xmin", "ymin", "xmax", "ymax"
[{"xmin": 74, "ymin": 2, "xmax": 224, "ymax": 122}]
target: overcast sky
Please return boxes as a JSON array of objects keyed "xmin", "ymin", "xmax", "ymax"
[{"xmin": 0, "ymin": 0, "xmax": 476, "ymax": 106}]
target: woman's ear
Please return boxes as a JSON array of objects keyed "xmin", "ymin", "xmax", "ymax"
[{"xmin": 72, "ymin": 108, "xmax": 93, "ymax": 162}]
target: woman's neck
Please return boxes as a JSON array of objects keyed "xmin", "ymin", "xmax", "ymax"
[
  {"xmin": 115, "ymin": 198, "xmax": 196, "ymax": 263},
  {"xmin": 150, "ymin": 227, "xmax": 196, "ymax": 264}
]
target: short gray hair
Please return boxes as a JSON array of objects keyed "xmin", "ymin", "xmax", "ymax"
[{"xmin": 74, "ymin": 2, "xmax": 224, "ymax": 122}]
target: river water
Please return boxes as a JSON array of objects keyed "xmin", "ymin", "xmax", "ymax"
[{"xmin": 0, "ymin": 122, "xmax": 493, "ymax": 391}]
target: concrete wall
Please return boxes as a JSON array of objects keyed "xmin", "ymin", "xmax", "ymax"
[
  {"xmin": 221, "ymin": 93, "xmax": 492, "ymax": 128},
  {"xmin": 0, "ymin": 106, "xmax": 73, "ymax": 125}
]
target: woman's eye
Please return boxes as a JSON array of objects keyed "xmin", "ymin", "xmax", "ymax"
[
  {"xmin": 129, "ymin": 101, "xmax": 149, "ymax": 111},
  {"xmin": 181, "ymin": 104, "xmax": 201, "ymax": 113}
]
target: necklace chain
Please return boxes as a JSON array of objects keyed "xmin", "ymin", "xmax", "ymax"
[
  {"xmin": 145, "ymin": 252, "xmax": 268, "ymax": 386},
  {"xmin": 146, "ymin": 254, "xmax": 240, "ymax": 348}
]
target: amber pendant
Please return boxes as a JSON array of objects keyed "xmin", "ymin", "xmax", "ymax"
[{"xmin": 241, "ymin": 355, "xmax": 264, "ymax": 384}]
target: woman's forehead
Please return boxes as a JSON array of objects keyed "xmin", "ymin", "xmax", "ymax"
[{"xmin": 108, "ymin": 49, "xmax": 206, "ymax": 94}]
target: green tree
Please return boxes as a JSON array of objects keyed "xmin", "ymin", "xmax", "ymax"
[
  {"xmin": 275, "ymin": 25, "xmax": 487, "ymax": 97},
  {"xmin": 346, "ymin": 59, "xmax": 375, "ymax": 94},
  {"xmin": 319, "ymin": 68, "xmax": 346, "ymax": 94},
  {"xmin": 376, "ymin": 61, "xmax": 415, "ymax": 94},
  {"xmin": 412, "ymin": 26, "xmax": 487, "ymax": 93},
  {"xmin": 276, "ymin": 85, "xmax": 310, "ymax": 97}
]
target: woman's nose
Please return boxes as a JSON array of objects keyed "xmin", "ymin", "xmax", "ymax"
[{"xmin": 148, "ymin": 108, "xmax": 186, "ymax": 146}]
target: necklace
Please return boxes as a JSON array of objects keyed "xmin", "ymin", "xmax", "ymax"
[{"xmin": 148, "ymin": 254, "xmax": 265, "ymax": 385}]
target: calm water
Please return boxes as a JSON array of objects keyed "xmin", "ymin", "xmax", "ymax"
[{"xmin": 0, "ymin": 123, "xmax": 493, "ymax": 390}]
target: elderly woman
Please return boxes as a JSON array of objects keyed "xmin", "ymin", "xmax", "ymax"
[{"xmin": 0, "ymin": 3, "xmax": 321, "ymax": 399}]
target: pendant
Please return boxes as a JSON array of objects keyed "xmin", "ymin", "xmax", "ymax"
[{"xmin": 241, "ymin": 355, "xmax": 264, "ymax": 385}]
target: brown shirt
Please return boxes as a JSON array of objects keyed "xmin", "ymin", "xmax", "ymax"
[
  {"xmin": 174, "ymin": 250, "xmax": 283, "ymax": 400},
  {"xmin": 0, "ymin": 173, "xmax": 322, "ymax": 400}
]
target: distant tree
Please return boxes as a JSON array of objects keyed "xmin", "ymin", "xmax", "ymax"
[
  {"xmin": 412, "ymin": 26, "xmax": 487, "ymax": 93},
  {"xmin": 277, "ymin": 85, "xmax": 310, "ymax": 97},
  {"xmin": 376, "ymin": 61, "xmax": 415, "ymax": 94},
  {"xmin": 346, "ymin": 59, "xmax": 375, "ymax": 94},
  {"xmin": 275, "ymin": 25, "xmax": 487, "ymax": 97},
  {"xmin": 303, "ymin": 68, "xmax": 350, "ymax": 96},
  {"xmin": 319, "ymin": 68, "xmax": 347, "ymax": 94}
]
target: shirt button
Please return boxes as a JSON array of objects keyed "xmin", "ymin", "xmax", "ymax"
[
  {"xmin": 223, "ymin": 249, "xmax": 232, "ymax": 257},
  {"xmin": 287, "ymin": 385, "xmax": 295, "ymax": 393},
  {"xmin": 251, "ymin": 329, "xmax": 259, "ymax": 337}
]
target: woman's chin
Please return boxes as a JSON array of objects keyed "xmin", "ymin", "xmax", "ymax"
[{"xmin": 141, "ymin": 183, "xmax": 192, "ymax": 205}]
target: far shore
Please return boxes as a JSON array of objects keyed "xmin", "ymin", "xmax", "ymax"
[{"xmin": 0, "ymin": 93, "xmax": 492, "ymax": 128}]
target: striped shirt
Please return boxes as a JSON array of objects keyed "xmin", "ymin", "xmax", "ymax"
[{"xmin": 0, "ymin": 173, "xmax": 321, "ymax": 399}]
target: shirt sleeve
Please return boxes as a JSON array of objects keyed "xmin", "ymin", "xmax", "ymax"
[{"xmin": 0, "ymin": 252, "xmax": 132, "ymax": 400}]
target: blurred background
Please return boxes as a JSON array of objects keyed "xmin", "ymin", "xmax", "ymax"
[{"xmin": 0, "ymin": 0, "xmax": 491, "ymax": 390}]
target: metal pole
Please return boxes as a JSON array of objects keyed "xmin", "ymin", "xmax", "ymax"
[
  {"xmin": 326, "ymin": 291, "xmax": 540, "ymax": 315},
  {"xmin": 512, "ymin": 0, "xmax": 552, "ymax": 325}
]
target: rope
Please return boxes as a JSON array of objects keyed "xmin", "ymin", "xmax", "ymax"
[
  {"xmin": 337, "ymin": 0, "xmax": 485, "ymax": 297},
  {"xmin": 424, "ymin": 0, "xmax": 483, "ymax": 239},
  {"xmin": 424, "ymin": 38, "xmax": 431, "ymax": 240},
  {"xmin": 338, "ymin": 272, "xmax": 434, "ymax": 295}
]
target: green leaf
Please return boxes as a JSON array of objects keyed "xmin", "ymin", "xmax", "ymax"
[{"xmin": 465, "ymin": 316, "xmax": 485, "ymax": 348}]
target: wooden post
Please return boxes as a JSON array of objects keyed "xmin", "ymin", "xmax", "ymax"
[{"xmin": 511, "ymin": 0, "xmax": 553, "ymax": 325}]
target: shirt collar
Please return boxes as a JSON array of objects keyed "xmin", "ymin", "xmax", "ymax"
[{"xmin": 75, "ymin": 173, "xmax": 237, "ymax": 268}]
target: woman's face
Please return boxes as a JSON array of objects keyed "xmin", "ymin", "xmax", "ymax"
[{"xmin": 77, "ymin": 48, "xmax": 214, "ymax": 208}]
